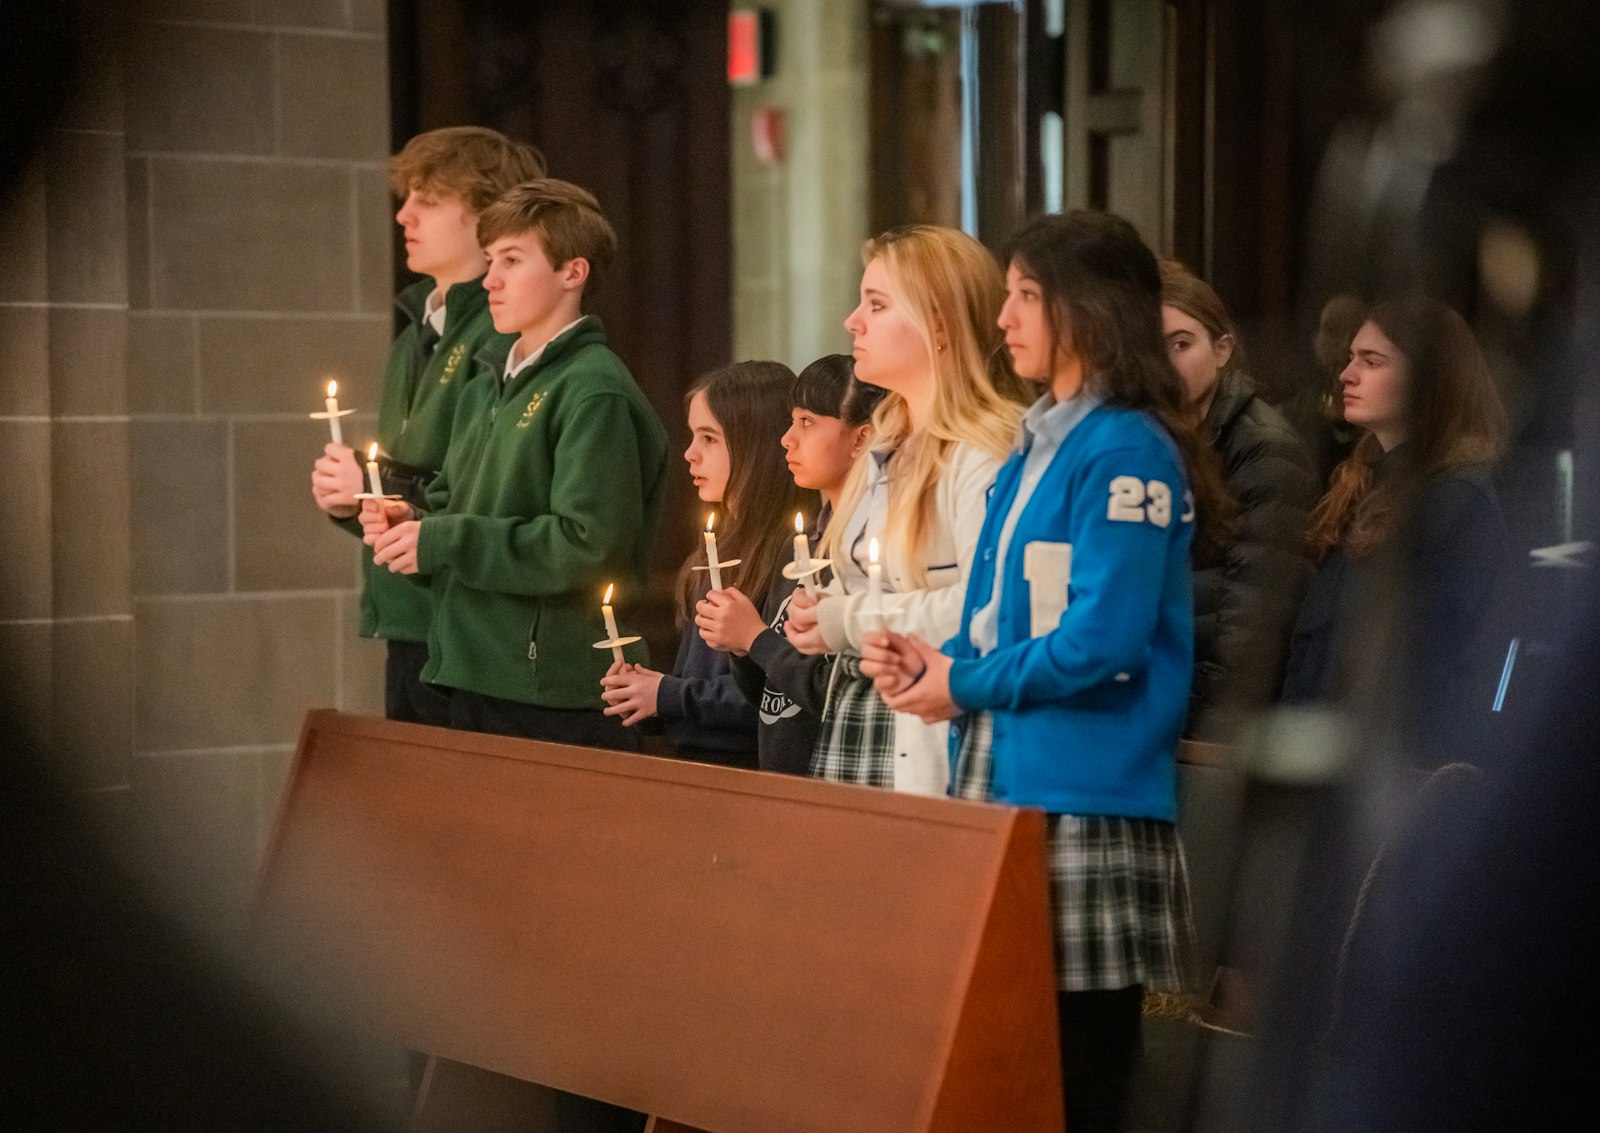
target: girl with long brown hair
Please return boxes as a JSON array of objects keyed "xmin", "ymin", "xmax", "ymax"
[
  {"xmin": 861, "ymin": 210, "xmax": 1224, "ymax": 1133},
  {"xmin": 600, "ymin": 360, "xmax": 810, "ymax": 765},
  {"xmin": 1282, "ymin": 297, "xmax": 1509, "ymax": 719},
  {"xmin": 1160, "ymin": 260, "xmax": 1320, "ymax": 737},
  {"xmin": 693, "ymin": 354, "xmax": 884, "ymax": 776}
]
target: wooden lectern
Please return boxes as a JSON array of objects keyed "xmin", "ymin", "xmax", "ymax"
[{"xmin": 254, "ymin": 711, "xmax": 1064, "ymax": 1132}]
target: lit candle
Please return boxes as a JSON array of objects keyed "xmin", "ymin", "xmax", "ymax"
[
  {"xmin": 792, "ymin": 512, "xmax": 813, "ymax": 592},
  {"xmin": 365, "ymin": 442, "xmax": 384, "ymax": 498},
  {"xmin": 601, "ymin": 583, "xmax": 623, "ymax": 664},
  {"xmin": 324, "ymin": 379, "xmax": 344, "ymax": 446},
  {"xmin": 704, "ymin": 512, "xmax": 723, "ymax": 590},
  {"xmin": 866, "ymin": 537, "xmax": 884, "ymax": 627}
]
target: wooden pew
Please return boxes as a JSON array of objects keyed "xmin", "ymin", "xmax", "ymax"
[{"xmin": 253, "ymin": 711, "xmax": 1064, "ymax": 1132}]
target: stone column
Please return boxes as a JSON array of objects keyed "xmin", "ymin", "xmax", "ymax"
[
  {"xmin": 0, "ymin": 34, "xmax": 135, "ymax": 815},
  {"xmin": 120, "ymin": 0, "xmax": 392, "ymax": 928}
]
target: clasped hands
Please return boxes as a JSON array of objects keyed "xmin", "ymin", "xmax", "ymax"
[{"xmin": 858, "ymin": 630, "xmax": 959, "ymax": 724}]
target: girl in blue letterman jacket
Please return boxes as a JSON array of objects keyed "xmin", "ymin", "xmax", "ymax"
[{"xmin": 862, "ymin": 211, "xmax": 1222, "ymax": 1133}]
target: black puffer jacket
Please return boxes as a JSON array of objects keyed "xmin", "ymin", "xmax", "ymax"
[{"xmin": 1190, "ymin": 372, "xmax": 1320, "ymax": 737}]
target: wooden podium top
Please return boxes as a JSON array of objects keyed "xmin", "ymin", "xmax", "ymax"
[{"xmin": 254, "ymin": 711, "xmax": 1062, "ymax": 1133}]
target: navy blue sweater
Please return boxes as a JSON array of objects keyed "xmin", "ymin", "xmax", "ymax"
[{"xmin": 657, "ymin": 579, "xmax": 761, "ymax": 768}]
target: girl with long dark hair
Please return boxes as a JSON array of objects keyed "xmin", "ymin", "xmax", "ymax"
[
  {"xmin": 1160, "ymin": 260, "xmax": 1319, "ymax": 737},
  {"xmin": 695, "ymin": 355, "xmax": 884, "ymax": 775},
  {"xmin": 600, "ymin": 361, "xmax": 810, "ymax": 765},
  {"xmin": 861, "ymin": 210, "xmax": 1224, "ymax": 1133},
  {"xmin": 1282, "ymin": 297, "xmax": 1509, "ymax": 745}
]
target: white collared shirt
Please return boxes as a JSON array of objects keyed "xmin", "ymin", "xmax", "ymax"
[
  {"xmin": 504, "ymin": 317, "xmax": 586, "ymax": 382},
  {"xmin": 423, "ymin": 288, "xmax": 447, "ymax": 338}
]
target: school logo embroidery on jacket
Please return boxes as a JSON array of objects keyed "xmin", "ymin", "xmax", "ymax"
[
  {"xmin": 439, "ymin": 343, "xmax": 466, "ymax": 383},
  {"xmin": 516, "ymin": 391, "xmax": 546, "ymax": 428}
]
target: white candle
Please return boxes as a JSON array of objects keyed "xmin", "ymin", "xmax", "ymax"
[
  {"xmin": 866, "ymin": 537, "xmax": 884, "ymax": 626},
  {"xmin": 704, "ymin": 513, "xmax": 722, "ymax": 590},
  {"xmin": 601, "ymin": 583, "xmax": 623, "ymax": 664},
  {"xmin": 365, "ymin": 442, "xmax": 384, "ymax": 498},
  {"xmin": 792, "ymin": 512, "xmax": 812, "ymax": 589},
  {"xmin": 324, "ymin": 379, "xmax": 344, "ymax": 446}
]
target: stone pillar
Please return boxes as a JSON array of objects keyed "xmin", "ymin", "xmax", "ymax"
[
  {"xmin": 119, "ymin": 0, "xmax": 392, "ymax": 928},
  {"xmin": 0, "ymin": 35, "xmax": 135, "ymax": 811}
]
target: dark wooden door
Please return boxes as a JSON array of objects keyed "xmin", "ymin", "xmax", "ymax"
[{"xmin": 390, "ymin": 0, "xmax": 731, "ymax": 651}]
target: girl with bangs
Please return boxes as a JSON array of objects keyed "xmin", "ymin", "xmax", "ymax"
[
  {"xmin": 861, "ymin": 211, "xmax": 1229, "ymax": 1133},
  {"xmin": 784, "ymin": 224, "xmax": 1029, "ymax": 795},
  {"xmin": 600, "ymin": 361, "xmax": 809, "ymax": 766},
  {"xmin": 694, "ymin": 354, "xmax": 883, "ymax": 776}
]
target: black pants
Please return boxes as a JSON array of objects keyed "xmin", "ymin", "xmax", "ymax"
[
  {"xmin": 384, "ymin": 639, "xmax": 452, "ymax": 727},
  {"xmin": 1058, "ymin": 985, "xmax": 1144, "ymax": 1133},
  {"xmin": 446, "ymin": 688, "xmax": 643, "ymax": 752}
]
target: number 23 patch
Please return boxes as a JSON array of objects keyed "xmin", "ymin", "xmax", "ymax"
[{"xmin": 1106, "ymin": 475, "xmax": 1193, "ymax": 527}]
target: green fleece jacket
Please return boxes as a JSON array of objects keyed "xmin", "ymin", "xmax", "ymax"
[
  {"xmin": 417, "ymin": 316, "xmax": 669, "ymax": 708},
  {"xmin": 337, "ymin": 276, "xmax": 512, "ymax": 643}
]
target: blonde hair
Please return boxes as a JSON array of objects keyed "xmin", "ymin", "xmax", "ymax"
[{"xmin": 821, "ymin": 225, "xmax": 1028, "ymax": 586}]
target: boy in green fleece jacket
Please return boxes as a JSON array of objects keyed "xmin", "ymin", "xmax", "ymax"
[
  {"xmin": 363, "ymin": 179, "xmax": 668, "ymax": 750},
  {"xmin": 311, "ymin": 126, "xmax": 545, "ymax": 727}
]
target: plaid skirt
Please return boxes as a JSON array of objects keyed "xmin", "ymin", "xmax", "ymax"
[
  {"xmin": 953, "ymin": 712, "xmax": 1199, "ymax": 994},
  {"xmin": 807, "ymin": 658, "xmax": 895, "ymax": 788}
]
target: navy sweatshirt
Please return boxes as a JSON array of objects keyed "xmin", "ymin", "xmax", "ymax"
[{"xmin": 657, "ymin": 577, "xmax": 761, "ymax": 768}]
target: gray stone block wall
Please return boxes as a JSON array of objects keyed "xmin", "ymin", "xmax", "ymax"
[
  {"xmin": 0, "ymin": 2, "xmax": 392, "ymax": 933},
  {"xmin": 124, "ymin": 2, "xmax": 391, "ymax": 929}
]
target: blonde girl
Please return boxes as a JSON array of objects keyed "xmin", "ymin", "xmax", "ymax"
[{"xmin": 784, "ymin": 225, "xmax": 1028, "ymax": 794}]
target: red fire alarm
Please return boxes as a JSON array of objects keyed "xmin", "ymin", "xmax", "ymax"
[
  {"xmin": 751, "ymin": 106, "xmax": 786, "ymax": 166},
  {"xmin": 729, "ymin": 9, "xmax": 775, "ymax": 86}
]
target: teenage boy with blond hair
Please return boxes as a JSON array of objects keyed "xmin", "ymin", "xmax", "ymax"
[
  {"xmin": 363, "ymin": 179, "xmax": 668, "ymax": 753},
  {"xmin": 311, "ymin": 126, "xmax": 545, "ymax": 726}
]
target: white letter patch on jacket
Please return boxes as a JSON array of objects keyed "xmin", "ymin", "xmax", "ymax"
[{"xmin": 1024, "ymin": 541, "xmax": 1071, "ymax": 638}]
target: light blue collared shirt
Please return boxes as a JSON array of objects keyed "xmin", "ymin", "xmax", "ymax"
[{"xmin": 969, "ymin": 390, "xmax": 1103, "ymax": 654}]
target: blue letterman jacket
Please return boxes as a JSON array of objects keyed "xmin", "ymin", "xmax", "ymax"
[{"xmin": 945, "ymin": 403, "xmax": 1195, "ymax": 820}]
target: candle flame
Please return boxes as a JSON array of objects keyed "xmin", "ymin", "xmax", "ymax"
[
  {"xmin": 326, "ymin": 379, "xmax": 337, "ymax": 398},
  {"xmin": 367, "ymin": 441, "xmax": 378, "ymax": 460},
  {"xmin": 705, "ymin": 512, "xmax": 716, "ymax": 532},
  {"xmin": 869, "ymin": 537, "xmax": 880, "ymax": 564},
  {"xmin": 794, "ymin": 511, "xmax": 805, "ymax": 534},
  {"xmin": 603, "ymin": 583, "xmax": 614, "ymax": 604}
]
